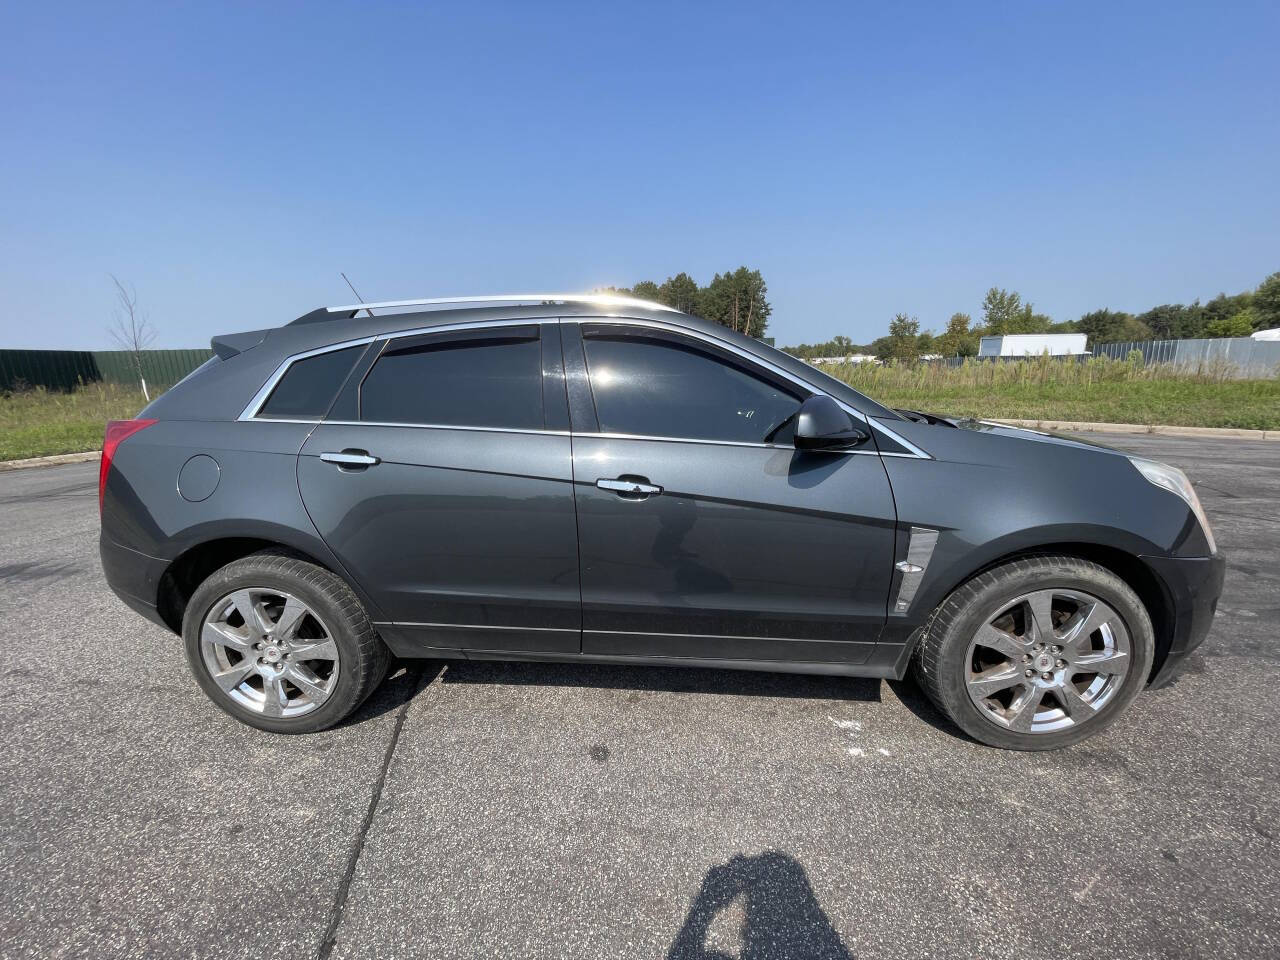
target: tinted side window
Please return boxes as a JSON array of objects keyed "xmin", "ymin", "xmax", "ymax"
[
  {"xmin": 360, "ymin": 331, "xmax": 543, "ymax": 429},
  {"xmin": 259, "ymin": 346, "xmax": 363, "ymax": 419},
  {"xmin": 583, "ymin": 333, "xmax": 802, "ymax": 443}
]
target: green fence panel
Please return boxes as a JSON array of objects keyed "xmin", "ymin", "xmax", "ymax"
[
  {"xmin": 89, "ymin": 351, "xmax": 133, "ymax": 386},
  {"xmin": 0, "ymin": 350, "xmax": 100, "ymax": 392},
  {"xmin": 1, "ymin": 349, "xmax": 213, "ymax": 392},
  {"xmin": 91, "ymin": 349, "xmax": 213, "ymax": 388}
]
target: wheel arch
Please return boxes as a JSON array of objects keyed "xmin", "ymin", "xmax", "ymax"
[
  {"xmin": 156, "ymin": 536, "xmax": 341, "ymax": 634},
  {"xmin": 919, "ymin": 541, "xmax": 1176, "ymax": 684}
]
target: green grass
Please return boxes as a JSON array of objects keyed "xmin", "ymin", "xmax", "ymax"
[
  {"xmin": 829, "ymin": 356, "xmax": 1280, "ymax": 430},
  {"xmin": 0, "ymin": 383, "xmax": 152, "ymax": 461},
  {"xmin": 2, "ymin": 356, "xmax": 1277, "ymax": 463}
]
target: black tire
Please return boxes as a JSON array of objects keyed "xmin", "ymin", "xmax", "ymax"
[
  {"xmin": 182, "ymin": 550, "xmax": 389, "ymax": 734},
  {"xmin": 911, "ymin": 555, "xmax": 1154, "ymax": 750}
]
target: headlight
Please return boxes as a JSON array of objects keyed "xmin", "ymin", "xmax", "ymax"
[{"xmin": 1129, "ymin": 457, "xmax": 1217, "ymax": 555}]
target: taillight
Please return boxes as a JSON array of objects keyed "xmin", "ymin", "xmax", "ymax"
[{"xmin": 100, "ymin": 419, "xmax": 157, "ymax": 511}]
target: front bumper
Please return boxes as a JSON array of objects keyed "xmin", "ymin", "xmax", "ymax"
[
  {"xmin": 1141, "ymin": 552, "xmax": 1227, "ymax": 688},
  {"xmin": 99, "ymin": 531, "xmax": 172, "ymax": 631}
]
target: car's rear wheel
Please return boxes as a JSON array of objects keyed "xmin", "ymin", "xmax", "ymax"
[
  {"xmin": 182, "ymin": 551, "xmax": 389, "ymax": 733},
  {"xmin": 912, "ymin": 556, "xmax": 1154, "ymax": 750}
]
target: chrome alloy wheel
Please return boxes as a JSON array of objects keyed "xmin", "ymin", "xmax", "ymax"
[
  {"xmin": 965, "ymin": 589, "xmax": 1131, "ymax": 734},
  {"xmin": 199, "ymin": 588, "xmax": 340, "ymax": 719}
]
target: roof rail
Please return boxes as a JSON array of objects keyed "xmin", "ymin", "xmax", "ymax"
[{"xmin": 324, "ymin": 293, "xmax": 681, "ymax": 316}]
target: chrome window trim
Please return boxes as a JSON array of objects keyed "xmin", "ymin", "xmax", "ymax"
[
  {"xmin": 323, "ymin": 420, "xmax": 569, "ymax": 437},
  {"xmin": 260, "ymin": 420, "xmax": 876, "ymax": 454},
  {"xmin": 251, "ymin": 418, "xmax": 918, "ymax": 455},
  {"xmin": 590, "ymin": 431, "xmax": 797, "ymax": 451},
  {"xmin": 577, "ymin": 430, "xmax": 879, "ymax": 457},
  {"xmin": 239, "ymin": 313, "xmax": 931, "ymax": 459}
]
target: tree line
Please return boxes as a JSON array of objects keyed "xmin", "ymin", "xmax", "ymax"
[
  {"xmin": 600, "ymin": 267, "xmax": 771, "ymax": 338},
  {"xmin": 783, "ymin": 269, "xmax": 1280, "ymax": 362}
]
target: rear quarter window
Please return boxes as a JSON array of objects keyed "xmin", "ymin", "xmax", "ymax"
[{"xmin": 257, "ymin": 346, "xmax": 364, "ymax": 419}]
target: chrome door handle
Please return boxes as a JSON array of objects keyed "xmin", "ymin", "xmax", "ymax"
[
  {"xmin": 596, "ymin": 477, "xmax": 662, "ymax": 497},
  {"xmin": 320, "ymin": 450, "xmax": 380, "ymax": 467}
]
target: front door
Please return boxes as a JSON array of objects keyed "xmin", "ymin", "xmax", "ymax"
[
  {"xmin": 565, "ymin": 322, "xmax": 896, "ymax": 663},
  {"xmin": 297, "ymin": 322, "xmax": 581, "ymax": 654}
]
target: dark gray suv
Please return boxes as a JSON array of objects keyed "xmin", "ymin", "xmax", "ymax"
[{"xmin": 99, "ymin": 294, "xmax": 1225, "ymax": 749}]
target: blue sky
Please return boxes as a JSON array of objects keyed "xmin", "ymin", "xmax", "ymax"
[{"xmin": 2, "ymin": 1, "xmax": 1277, "ymax": 349}]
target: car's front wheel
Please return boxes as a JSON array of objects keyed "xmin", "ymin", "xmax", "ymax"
[
  {"xmin": 912, "ymin": 556, "xmax": 1154, "ymax": 750},
  {"xmin": 182, "ymin": 551, "xmax": 389, "ymax": 733}
]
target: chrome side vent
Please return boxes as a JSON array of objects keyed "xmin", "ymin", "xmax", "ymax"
[{"xmin": 893, "ymin": 527, "xmax": 938, "ymax": 612}]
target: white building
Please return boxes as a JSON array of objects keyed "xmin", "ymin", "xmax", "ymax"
[
  {"xmin": 978, "ymin": 334, "xmax": 1089, "ymax": 357},
  {"xmin": 808, "ymin": 354, "xmax": 878, "ymax": 365}
]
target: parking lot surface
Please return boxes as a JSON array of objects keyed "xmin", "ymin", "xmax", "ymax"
[{"xmin": 1, "ymin": 433, "xmax": 1277, "ymax": 959}]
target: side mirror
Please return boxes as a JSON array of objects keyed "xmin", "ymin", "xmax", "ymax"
[{"xmin": 794, "ymin": 395, "xmax": 869, "ymax": 451}]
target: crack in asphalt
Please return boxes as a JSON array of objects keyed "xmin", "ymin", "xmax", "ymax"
[{"xmin": 317, "ymin": 664, "xmax": 430, "ymax": 960}]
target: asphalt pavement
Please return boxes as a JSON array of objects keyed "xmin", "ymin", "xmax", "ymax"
[{"xmin": 1, "ymin": 433, "xmax": 1277, "ymax": 959}]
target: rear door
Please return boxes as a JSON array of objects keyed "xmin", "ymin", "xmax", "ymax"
[
  {"xmin": 296, "ymin": 321, "xmax": 581, "ymax": 655},
  {"xmin": 564, "ymin": 321, "xmax": 896, "ymax": 664}
]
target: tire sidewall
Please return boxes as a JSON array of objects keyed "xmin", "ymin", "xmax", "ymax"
[
  {"xmin": 934, "ymin": 563, "xmax": 1155, "ymax": 751},
  {"xmin": 182, "ymin": 559, "xmax": 369, "ymax": 734}
]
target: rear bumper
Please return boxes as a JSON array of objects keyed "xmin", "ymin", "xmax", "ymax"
[
  {"xmin": 1141, "ymin": 553, "xmax": 1227, "ymax": 688},
  {"xmin": 99, "ymin": 531, "xmax": 172, "ymax": 631}
]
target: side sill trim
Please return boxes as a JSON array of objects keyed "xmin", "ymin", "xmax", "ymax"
[
  {"xmin": 378, "ymin": 622, "xmax": 876, "ymax": 645},
  {"xmin": 585, "ymin": 627, "xmax": 857, "ymax": 644},
  {"xmin": 459, "ymin": 649, "xmax": 906, "ymax": 679},
  {"xmin": 378, "ymin": 621, "xmax": 576, "ymax": 633}
]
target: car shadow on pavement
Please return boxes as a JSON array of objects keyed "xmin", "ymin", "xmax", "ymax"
[
  {"xmin": 438, "ymin": 659, "xmax": 884, "ymax": 703},
  {"xmin": 666, "ymin": 851, "xmax": 852, "ymax": 959},
  {"xmin": 349, "ymin": 659, "xmax": 980, "ymax": 744},
  {"xmin": 338, "ymin": 660, "xmax": 448, "ymax": 727}
]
